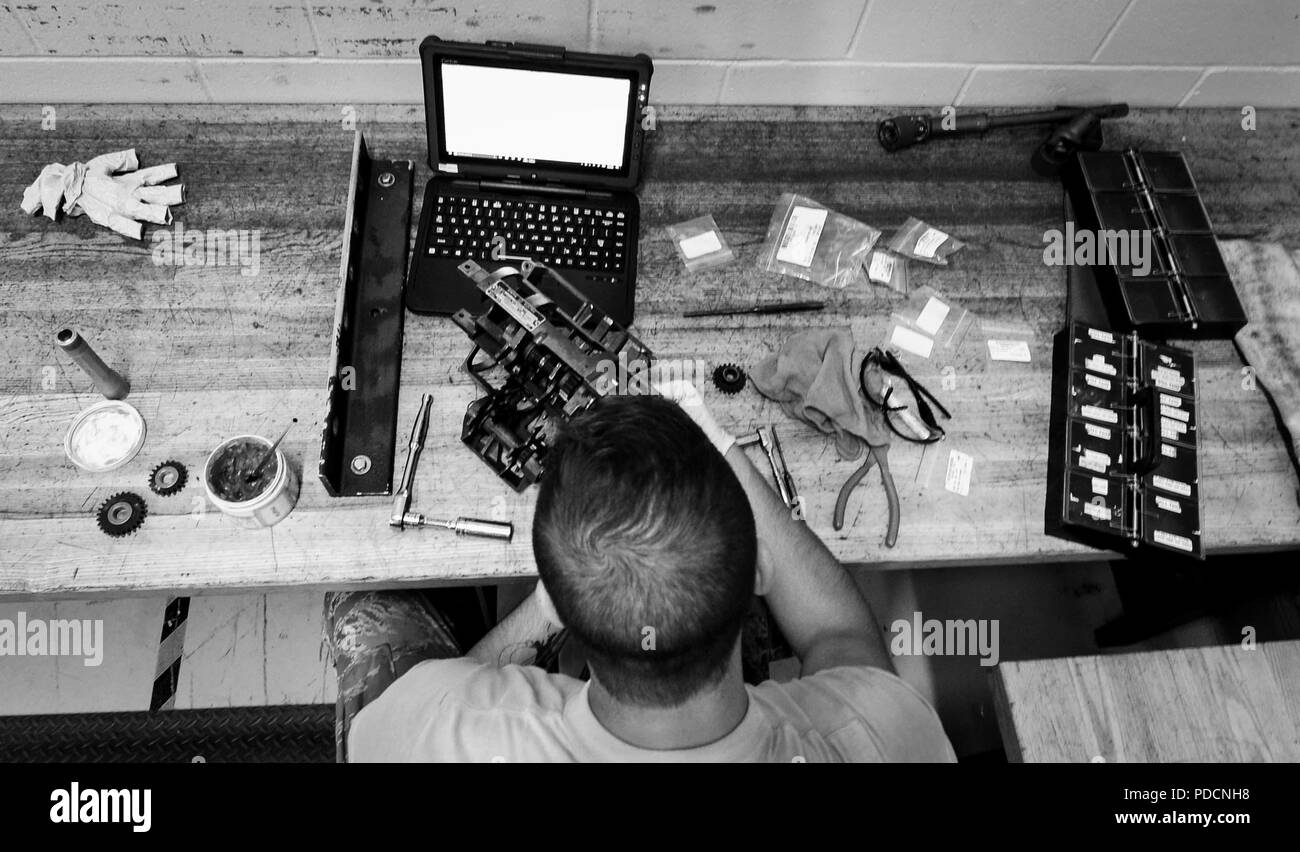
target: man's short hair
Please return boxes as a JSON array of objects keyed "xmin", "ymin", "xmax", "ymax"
[{"xmin": 533, "ymin": 394, "xmax": 757, "ymax": 707}]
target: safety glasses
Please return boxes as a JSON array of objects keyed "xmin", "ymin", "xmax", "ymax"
[{"xmin": 858, "ymin": 347, "xmax": 952, "ymax": 444}]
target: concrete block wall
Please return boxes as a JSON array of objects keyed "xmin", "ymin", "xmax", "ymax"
[{"xmin": 0, "ymin": 0, "xmax": 1297, "ymax": 106}]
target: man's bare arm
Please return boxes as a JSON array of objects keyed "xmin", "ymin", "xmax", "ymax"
[
  {"xmin": 654, "ymin": 378, "xmax": 892, "ymax": 675},
  {"xmin": 465, "ymin": 583, "xmax": 565, "ymax": 668},
  {"xmin": 725, "ymin": 444, "xmax": 894, "ymax": 674}
]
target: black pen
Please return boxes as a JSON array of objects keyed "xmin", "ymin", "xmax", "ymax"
[{"xmin": 683, "ymin": 300, "xmax": 826, "ymax": 319}]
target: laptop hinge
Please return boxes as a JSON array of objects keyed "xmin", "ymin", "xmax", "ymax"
[
  {"xmin": 486, "ymin": 41, "xmax": 565, "ymax": 61},
  {"xmin": 476, "ymin": 179, "xmax": 610, "ymax": 200}
]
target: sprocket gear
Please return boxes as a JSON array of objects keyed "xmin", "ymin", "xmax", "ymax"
[
  {"xmin": 712, "ymin": 363, "xmax": 747, "ymax": 395},
  {"xmin": 149, "ymin": 460, "xmax": 188, "ymax": 496},
  {"xmin": 96, "ymin": 491, "xmax": 148, "ymax": 537}
]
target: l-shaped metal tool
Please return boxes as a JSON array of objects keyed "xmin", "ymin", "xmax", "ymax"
[{"xmin": 390, "ymin": 393, "xmax": 514, "ymax": 540}]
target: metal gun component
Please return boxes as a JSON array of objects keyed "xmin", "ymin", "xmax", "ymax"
[
  {"xmin": 451, "ymin": 259, "xmax": 653, "ymax": 492},
  {"xmin": 877, "ymin": 104, "xmax": 1129, "ymax": 176}
]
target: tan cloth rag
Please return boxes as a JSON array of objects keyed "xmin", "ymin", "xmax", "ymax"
[
  {"xmin": 1220, "ymin": 239, "xmax": 1300, "ymax": 472},
  {"xmin": 750, "ymin": 328, "xmax": 890, "ymax": 460}
]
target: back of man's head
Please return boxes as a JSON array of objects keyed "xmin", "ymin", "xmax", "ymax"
[{"xmin": 533, "ymin": 394, "xmax": 757, "ymax": 707}]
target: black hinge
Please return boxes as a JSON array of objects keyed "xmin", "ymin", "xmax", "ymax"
[{"xmin": 487, "ymin": 40, "xmax": 565, "ymax": 60}]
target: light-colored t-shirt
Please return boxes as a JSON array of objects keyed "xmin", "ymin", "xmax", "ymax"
[{"xmin": 348, "ymin": 658, "xmax": 956, "ymax": 762}]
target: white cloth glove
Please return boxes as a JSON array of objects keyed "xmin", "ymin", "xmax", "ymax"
[
  {"xmin": 20, "ymin": 149, "xmax": 184, "ymax": 240},
  {"xmin": 654, "ymin": 378, "xmax": 736, "ymax": 457}
]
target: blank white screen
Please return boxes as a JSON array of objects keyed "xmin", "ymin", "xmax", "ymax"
[{"xmin": 441, "ymin": 63, "xmax": 631, "ymax": 171}]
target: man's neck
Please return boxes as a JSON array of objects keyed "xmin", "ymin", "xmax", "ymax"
[{"xmin": 587, "ymin": 666, "xmax": 749, "ymax": 751}]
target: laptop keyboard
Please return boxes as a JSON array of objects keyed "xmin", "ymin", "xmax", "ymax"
[{"xmin": 426, "ymin": 193, "xmax": 630, "ymax": 274}]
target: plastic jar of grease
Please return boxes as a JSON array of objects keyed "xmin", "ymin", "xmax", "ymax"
[
  {"xmin": 64, "ymin": 400, "xmax": 147, "ymax": 472},
  {"xmin": 203, "ymin": 435, "xmax": 300, "ymax": 528}
]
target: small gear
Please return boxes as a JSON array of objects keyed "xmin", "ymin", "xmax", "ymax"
[
  {"xmin": 149, "ymin": 460, "xmax": 189, "ymax": 496},
  {"xmin": 712, "ymin": 363, "xmax": 747, "ymax": 395},
  {"xmin": 96, "ymin": 491, "xmax": 148, "ymax": 538}
]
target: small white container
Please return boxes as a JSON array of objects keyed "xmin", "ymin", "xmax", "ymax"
[
  {"xmin": 203, "ymin": 435, "xmax": 300, "ymax": 528},
  {"xmin": 64, "ymin": 400, "xmax": 146, "ymax": 472}
]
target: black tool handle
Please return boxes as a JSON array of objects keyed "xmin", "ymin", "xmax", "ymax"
[
  {"xmin": 876, "ymin": 450, "xmax": 901, "ymax": 548},
  {"xmin": 833, "ymin": 452, "xmax": 876, "ymax": 532}
]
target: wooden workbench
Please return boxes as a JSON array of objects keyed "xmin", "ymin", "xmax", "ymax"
[
  {"xmin": 1, "ymin": 104, "xmax": 1298, "ymax": 597},
  {"xmin": 992, "ymin": 640, "xmax": 1300, "ymax": 762}
]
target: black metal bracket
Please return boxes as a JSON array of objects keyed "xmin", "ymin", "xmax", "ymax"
[{"xmin": 319, "ymin": 132, "xmax": 413, "ymax": 497}]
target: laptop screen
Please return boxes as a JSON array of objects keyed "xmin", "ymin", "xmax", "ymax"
[{"xmin": 435, "ymin": 59, "xmax": 636, "ymax": 179}]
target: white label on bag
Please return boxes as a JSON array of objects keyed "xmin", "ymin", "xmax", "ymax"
[
  {"xmin": 1153, "ymin": 530, "xmax": 1193, "ymax": 552},
  {"xmin": 679, "ymin": 230, "xmax": 722, "ymax": 259},
  {"xmin": 1152, "ymin": 475, "xmax": 1192, "ymax": 497},
  {"xmin": 1161, "ymin": 405, "xmax": 1190, "ymax": 422},
  {"xmin": 1091, "ymin": 477, "xmax": 1108, "ymax": 496},
  {"xmin": 1087, "ymin": 328, "xmax": 1116, "ymax": 344},
  {"xmin": 944, "ymin": 449, "xmax": 972, "ymax": 496},
  {"xmin": 1085, "ymin": 423, "xmax": 1112, "ymax": 441},
  {"xmin": 1161, "ymin": 417, "xmax": 1187, "ymax": 436},
  {"xmin": 1160, "ymin": 393, "xmax": 1182, "ymax": 408},
  {"xmin": 890, "ymin": 325, "xmax": 934, "ymax": 359},
  {"xmin": 988, "ymin": 339, "xmax": 1032, "ymax": 362},
  {"xmin": 1162, "ymin": 443, "xmax": 1177, "ymax": 458},
  {"xmin": 776, "ymin": 205, "xmax": 827, "ymax": 267},
  {"xmin": 868, "ymin": 251, "xmax": 896, "ymax": 284},
  {"xmin": 485, "ymin": 281, "xmax": 543, "ymax": 332},
  {"xmin": 1155, "ymin": 495, "xmax": 1181, "ymax": 514},
  {"xmin": 1084, "ymin": 502, "xmax": 1112, "ymax": 522},
  {"xmin": 915, "ymin": 297, "xmax": 950, "ymax": 335},
  {"xmin": 913, "ymin": 227, "xmax": 948, "ymax": 259},
  {"xmin": 1085, "ymin": 373, "xmax": 1111, "ymax": 391},
  {"xmin": 1081, "ymin": 404, "xmax": 1118, "ymax": 424}
]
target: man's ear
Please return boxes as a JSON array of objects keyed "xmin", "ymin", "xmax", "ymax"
[{"xmin": 753, "ymin": 539, "xmax": 775, "ymax": 597}]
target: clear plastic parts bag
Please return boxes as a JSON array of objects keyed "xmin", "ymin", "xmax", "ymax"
[
  {"xmin": 866, "ymin": 248, "xmax": 909, "ymax": 293},
  {"xmin": 666, "ymin": 214, "xmax": 735, "ymax": 273},
  {"xmin": 887, "ymin": 217, "xmax": 965, "ymax": 266},
  {"xmin": 885, "ymin": 288, "xmax": 976, "ymax": 361},
  {"xmin": 978, "ymin": 319, "xmax": 1039, "ymax": 365},
  {"xmin": 758, "ymin": 193, "xmax": 881, "ymax": 289}
]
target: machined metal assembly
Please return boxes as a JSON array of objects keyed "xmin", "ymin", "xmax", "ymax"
[{"xmin": 451, "ymin": 259, "xmax": 654, "ymax": 492}]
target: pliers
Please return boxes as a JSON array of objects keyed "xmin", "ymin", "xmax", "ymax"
[{"xmin": 832, "ymin": 443, "xmax": 901, "ymax": 548}]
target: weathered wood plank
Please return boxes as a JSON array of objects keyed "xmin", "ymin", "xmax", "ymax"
[
  {"xmin": 993, "ymin": 640, "xmax": 1300, "ymax": 762},
  {"xmin": 1, "ymin": 105, "xmax": 1298, "ymax": 596}
]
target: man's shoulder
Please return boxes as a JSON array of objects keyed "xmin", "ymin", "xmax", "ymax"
[
  {"xmin": 393, "ymin": 657, "xmax": 584, "ymax": 713},
  {"xmin": 751, "ymin": 666, "xmax": 956, "ymax": 762},
  {"xmin": 348, "ymin": 658, "xmax": 587, "ymax": 762}
]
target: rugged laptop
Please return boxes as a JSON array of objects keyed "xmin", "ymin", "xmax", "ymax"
[{"xmin": 407, "ymin": 37, "xmax": 653, "ymax": 325}]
